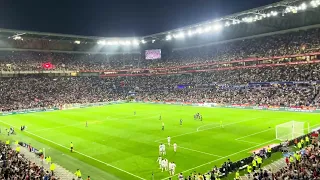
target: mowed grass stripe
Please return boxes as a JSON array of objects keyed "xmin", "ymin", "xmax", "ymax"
[{"xmin": 0, "ymin": 119, "xmax": 147, "ymax": 180}]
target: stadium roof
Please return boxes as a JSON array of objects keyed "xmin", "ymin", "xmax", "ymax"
[
  {"xmin": 1, "ymin": 0, "xmax": 319, "ymax": 46},
  {"xmin": 0, "ymin": 28, "xmax": 129, "ymax": 43}
]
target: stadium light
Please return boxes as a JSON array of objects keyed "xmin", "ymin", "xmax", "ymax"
[
  {"xmin": 285, "ymin": 6, "xmax": 298, "ymax": 13},
  {"xmin": 225, "ymin": 21, "xmax": 230, "ymax": 27},
  {"xmin": 141, "ymin": 40, "xmax": 146, "ymax": 44},
  {"xmin": 97, "ymin": 40, "xmax": 106, "ymax": 45},
  {"xmin": 132, "ymin": 39, "xmax": 139, "ymax": 45},
  {"xmin": 74, "ymin": 40, "xmax": 80, "ymax": 44},
  {"xmin": 213, "ymin": 24, "xmax": 223, "ymax": 31},
  {"xmin": 173, "ymin": 32, "xmax": 184, "ymax": 39},
  {"xmin": 298, "ymin": 3, "xmax": 307, "ymax": 10},
  {"xmin": 152, "ymin": 40, "xmax": 156, "ymax": 43},
  {"xmin": 125, "ymin": 40, "xmax": 131, "ymax": 45},
  {"xmin": 311, "ymin": 0, "xmax": 320, "ymax": 7},
  {"xmin": 13, "ymin": 36, "xmax": 22, "ymax": 40},
  {"xmin": 204, "ymin": 26, "xmax": 211, "ymax": 32},
  {"xmin": 196, "ymin": 27, "xmax": 203, "ymax": 34},
  {"xmin": 166, "ymin": 34, "xmax": 172, "ymax": 41},
  {"xmin": 232, "ymin": 20, "xmax": 240, "ymax": 25},
  {"xmin": 119, "ymin": 41, "xmax": 126, "ymax": 45},
  {"xmin": 271, "ymin": 11, "xmax": 278, "ymax": 16},
  {"xmin": 242, "ymin": 17, "xmax": 253, "ymax": 23},
  {"xmin": 188, "ymin": 30, "xmax": 194, "ymax": 36}
]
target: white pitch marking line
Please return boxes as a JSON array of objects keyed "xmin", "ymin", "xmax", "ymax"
[
  {"xmin": 235, "ymin": 128, "xmax": 274, "ymax": 140},
  {"xmin": 155, "ymin": 117, "xmax": 260, "ymax": 142},
  {"xmin": 196, "ymin": 122, "xmax": 219, "ymax": 131},
  {"xmin": 235, "ymin": 139, "xmax": 261, "ymax": 145},
  {"xmin": 160, "ymin": 138, "xmax": 277, "ymax": 180},
  {"xmin": 0, "ymin": 120, "xmax": 146, "ymax": 180},
  {"xmin": 179, "ymin": 146, "xmax": 223, "ymax": 158},
  {"xmin": 161, "ymin": 122, "xmax": 320, "ymax": 180}
]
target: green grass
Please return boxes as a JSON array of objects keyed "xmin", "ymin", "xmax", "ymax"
[{"xmin": 0, "ymin": 103, "xmax": 319, "ymax": 180}]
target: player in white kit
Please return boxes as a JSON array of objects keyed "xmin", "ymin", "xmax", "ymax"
[
  {"xmin": 170, "ymin": 162, "xmax": 176, "ymax": 175},
  {"xmin": 159, "ymin": 143, "xmax": 163, "ymax": 155},
  {"xmin": 162, "ymin": 144, "xmax": 166, "ymax": 155},
  {"xmin": 164, "ymin": 159, "xmax": 169, "ymax": 171},
  {"xmin": 167, "ymin": 136, "xmax": 171, "ymax": 146},
  {"xmin": 173, "ymin": 142, "xmax": 177, "ymax": 153},
  {"xmin": 161, "ymin": 159, "xmax": 166, "ymax": 172},
  {"xmin": 156, "ymin": 156, "xmax": 162, "ymax": 169}
]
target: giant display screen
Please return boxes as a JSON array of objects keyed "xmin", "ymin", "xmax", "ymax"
[{"xmin": 145, "ymin": 49, "xmax": 161, "ymax": 60}]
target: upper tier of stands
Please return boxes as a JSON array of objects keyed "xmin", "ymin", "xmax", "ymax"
[{"xmin": 0, "ymin": 28, "xmax": 319, "ymax": 71}]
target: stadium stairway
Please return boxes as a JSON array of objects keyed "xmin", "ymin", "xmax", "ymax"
[
  {"xmin": 13, "ymin": 144, "xmax": 77, "ymax": 180},
  {"xmin": 239, "ymin": 158, "xmax": 287, "ymax": 180}
]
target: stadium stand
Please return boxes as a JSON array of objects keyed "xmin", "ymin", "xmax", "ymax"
[
  {"xmin": 0, "ymin": 27, "xmax": 319, "ymax": 111},
  {"xmin": 0, "ymin": 28, "xmax": 320, "ymax": 71},
  {"xmin": 1, "ymin": 1, "xmax": 320, "ymax": 179},
  {"xmin": 0, "ymin": 141, "xmax": 53, "ymax": 180}
]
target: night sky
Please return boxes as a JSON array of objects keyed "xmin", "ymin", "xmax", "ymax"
[{"xmin": 1, "ymin": 0, "xmax": 280, "ymax": 37}]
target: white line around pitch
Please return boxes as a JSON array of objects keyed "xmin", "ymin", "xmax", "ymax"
[
  {"xmin": 154, "ymin": 117, "xmax": 260, "ymax": 142},
  {"xmin": 235, "ymin": 139, "xmax": 261, "ymax": 145},
  {"xmin": 160, "ymin": 138, "xmax": 277, "ymax": 180},
  {"xmin": 162, "ymin": 122, "xmax": 320, "ymax": 180},
  {"xmin": 178, "ymin": 146, "xmax": 223, "ymax": 157},
  {"xmin": 235, "ymin": 128, "xmax": 274, "ymax": 140},
  {"xmin": 0, "ymin": 120, "xmax": 146, "ymax": 180}
]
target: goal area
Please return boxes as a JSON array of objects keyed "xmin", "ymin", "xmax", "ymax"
[{"xmin": 276, "ymin": 121, "xmax": 308, "ymax": 141}]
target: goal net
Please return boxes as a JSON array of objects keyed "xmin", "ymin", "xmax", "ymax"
[{"xmin": 276, "ymin": 121, "xmax": 305, "ymax": 141}]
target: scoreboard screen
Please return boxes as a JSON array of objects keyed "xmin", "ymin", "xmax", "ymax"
[{"xmin": 145, "ymin": 49, "xmax": 161, "ymax": 60}]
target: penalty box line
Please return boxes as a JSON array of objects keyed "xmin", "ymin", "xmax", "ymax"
[
  {"xmin": 0, "ymin": 120, "xmax": 146, "ymax": 180},
  {"xmin": 163, "ymin": 122, "xmax": 320, "ymax": 180},
  {"xmin": 160, "ymin": 138, "xmax": 277, "ymax": 180},
  {"xmin": 235, "ymin": 121, "xmax": 320, "ymax": 144},
  {"xmin": 154, "ymin": 117, "xmax": 261, "ymax": 143},
  {"xmin": 178, "ymin": 146, "xmax": 223, "ymax": 158},
  {"xmin": 154, "ymin": 118, "xmax": 262, "ymax": 160},
  {"xmin": 235, "ymin": 128, "xmax": 274, "ymax": 140}
]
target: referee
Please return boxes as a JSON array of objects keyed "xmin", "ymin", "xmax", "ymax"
[{"xmin": 70, "ymin": 142, "xmax": 74, "ymax": 152}]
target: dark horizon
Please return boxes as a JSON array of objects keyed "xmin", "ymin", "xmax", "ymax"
[{"xmin": 1, "ymin": 0, "xmax": 280, "ymax": 37}]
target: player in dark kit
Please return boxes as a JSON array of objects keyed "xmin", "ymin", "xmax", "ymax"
[
  {"xmin": 159, "ymin": 115, "xmax": 162, "ymax": 120},
  {"xmin": 70, "ymin": 142, "xmax": 74, "ymax": 152},
  {"xmin": 134, "ymin": 111, "xmax": 136, "ymax": 115},
  {"xmin": 180, "ymin": 119, "xmax": 183, "ymax": 125}
]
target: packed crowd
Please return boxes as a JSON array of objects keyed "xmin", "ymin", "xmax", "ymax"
[
  {"xmin": 0, "ymin": 70, "xmax": 319, "ymax": 111},
  {"xmin": 0, "ymin": 142, "xmax": 54, "ymax": 180},
  {"xmin": 271, "ymin": 138, "xmax": 320, "ymax": 180},
  {"xmin": 0, "ymin": 27, "xmax": 320, "ymax": 180},
  {"xmin": 0, "ymin": 28, "xmax": 320, "ymax": 71},
  {"xmin": 0, "ymin": 76, "xmax": 126, "ymax": 111}
]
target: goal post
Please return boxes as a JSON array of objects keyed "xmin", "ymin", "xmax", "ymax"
[{"xmin": 276, "ymin": 121, "xmax": 305, "ymax": 141}]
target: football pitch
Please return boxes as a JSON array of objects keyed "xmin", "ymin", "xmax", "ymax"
[{"xmin": 0, "ymin": 103, "xmax": 320, "ymax": 180}]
